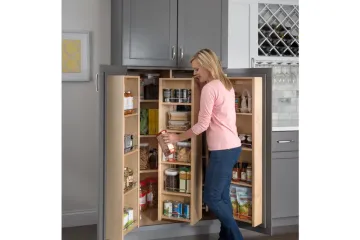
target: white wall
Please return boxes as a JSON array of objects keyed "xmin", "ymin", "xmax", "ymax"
[{"xmin": 62, "ymin": 0, "xmax": 111, "ymax": 227}]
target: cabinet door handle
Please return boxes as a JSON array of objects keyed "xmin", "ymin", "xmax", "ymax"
[
  {"xmin": 95, "ymin": 73, "xmax": 99, "ymax": 92},
  {"xmin": 180, "ymin": 47, "xmax": 184, "ymax": 60},
  {"xmin": 171, "ymin": 46, "xmax": 176, "ymax": 60},
  {"xmin": 277, "ymin": 140, "xmax": 295, "ymax": 144},
  {"xmin": 251, "ymin": 57, "xmax": 255, "ymax": 68}
]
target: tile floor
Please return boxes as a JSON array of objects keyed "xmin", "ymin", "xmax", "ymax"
[{"xmin": 62, "ymin": 225, "xmax": 298, "ymax": 240}]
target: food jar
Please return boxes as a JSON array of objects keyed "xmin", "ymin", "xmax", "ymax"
[
  {"xmin": 128, "ymin": 168, "xmax": 134, "ymax": 188},
  {"xmin": 140, "ymin": 143, "xmax": 150, "ymax": 170},
  {"xmin": 176, "ymin": 141, "xmax": 191, "ymax": 163},
  {"xmin": 164, "ymin": 168, "xmax": 179, "ymax": 192},
  {"xmin": 139, "ymin": 180, "xmax": 148, "ymax": 212},
  {"xmin": 124, "ymin": 91, "xmax": 134, "ymax": 115},
  {"xmin": 157, "ymin": 130, "xmax": 175, "ymax": 157},
  {"xmin": 147, "ymin": 178, "xmax": 158, "ymax": 208},
  {"xmin": 124, "ymin": 167, "xmax": 129, "ymax": 191},
  {"xmin": 149, "ymin": 149, "xmax": 158, "ymax": 169}
]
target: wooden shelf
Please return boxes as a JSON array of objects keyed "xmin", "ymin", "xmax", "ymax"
[
  {"xmin": 236, "ymin": 113, "xmax": 252, "ymax": 116},
  {"xmin": 162, "ymin": 102, "xmax": 192, "ymax": 106},
  {"xmin": 125, "ymin": 112, "xmax": 139, "ymax": 118},
  {"xmin": 234, "ymin": 215, "xmax": 252, "ymax": 224},
  {"xmin": 124, "ymin": 186, "xmax": 138, "ymax": 196},
  {"xmin": 242, "ymin": 147, "xmax": 252, "ymax": 151},
  {"xmin": 161, "ymin": 161, "xmax": 191, "ymax": 166},
  {"xmin": 231, "ymin": 181, "xmax": 252, "ymax": 188},
  {"xmin": 123, "ymin": 221, "xmax": 137, "ymax": 236},
  {"xmin": 162, "ymin": 191, "xmax": 191, "ymax": 197},
  {"xmin": 140, "ymin": 169, "xmax": 158, "ymax": 173},
  {"xmin": 161, "ymin": 216, "xmax": 191, "ymax": 223},
  {"xmin": 124, "ymin": 148, "xmax": 139, "ymax": 157},
  {"xmin": 140, "ymin": 100, "xmax": 159, "ymax": 103},
  {"xmin": 140, "ymin": 135, "xmax": 156, "ymax": 138},
  {"xmin": 140, "ymin": 208, "xmax": 171, "ymax": 226}
]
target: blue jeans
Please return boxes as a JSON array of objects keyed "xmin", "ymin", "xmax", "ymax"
[{"xmin": 203, "ymin": 147, "xmax": 243, "ymax": 240}]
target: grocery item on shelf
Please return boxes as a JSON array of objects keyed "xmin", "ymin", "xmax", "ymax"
[
  {"xmin": 167, "ymin": 120, "xmax": 190, "ymax": 131},
  {"xmin": 124, "ymin": 134, "xmax": 134, "ymax": 153},
  {"xmin": 157, "ymin": 130, "xmax": 175, "ymax": 157},
  {"xmin": 148, "ymin": 148, "xmax": 158, "ymax": 169},
  {"xmin": 168, "ymin": 111, "xmax": 191, "ymax": 121},
  {"xmin": 239, "ymin": 89, "xmax": 252, "ymax": 113},
  {"xmin": 146, "ymin": 178, "xmax": 158, "ymax": 208},
  {"xmin": 124, "ymin": 91, "xmax": 135, "ymax": 115},
  {"xmin": 164, "ymin": 168, "xmax": 179, "ymax": 192},
  {"xmin": 230, "ymin": 184, "xmax": 252, "ymax": 221},
  {"xmin": 124, "ymin": 167, "xmax": 136, "ymax": 191},
  {"xmin": 140, "ymin": 143, "xmax": 150, "ymax": 170},
  {"xmin": 163, "ymin": 200, "xmax": 191, "ymax": 219},
  {"xmin": 123, "ymin": 207, "xmax": 135, "ymax": 229},
  {"xmin": 140, "ymin": 109, "xmax": 148, "ymax": 135},
  {"xmin": 139, "ymin": 180, "xmax": 148, "ymax": 212},
  {"xmin": 176, "ymin": 141, "xmax": 191, "ymax": 162},
  {"xmin": 163, "ymin": 88, "xmax": 191, "ymax": 103},
  {"xmin": 238, "ymin": 133, "xmax": 252, "ymax": 148},
  {"xmin": 148, "ymin": 109, "xmax": 159, "ymax": 134}
]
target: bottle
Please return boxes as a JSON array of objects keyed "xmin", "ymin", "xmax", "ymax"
[{"xmin": 246, "ymin": 164, "xmax": 252, "ymax": 184}]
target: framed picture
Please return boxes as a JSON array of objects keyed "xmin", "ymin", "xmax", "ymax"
[{"xmin": 62, "ymin": 31, "xmax": 91, "ymax": 82}]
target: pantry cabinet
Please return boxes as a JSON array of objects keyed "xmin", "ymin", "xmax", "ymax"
[
  {"xmin": 119, "ymin": 0, "xmax": 228, "ymax": 68},
  {"xmin": 97, "ymin": 67, "xmax": 271, "ymax": 240}
]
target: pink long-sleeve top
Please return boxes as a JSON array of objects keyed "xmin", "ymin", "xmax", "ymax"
[{"xmin": 191, "ymin": 79, "xmax": 241, "ymax": 151}]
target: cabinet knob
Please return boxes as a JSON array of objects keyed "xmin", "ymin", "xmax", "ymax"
[{"xmin": 180, "ymin": 47, "xmax": 184, "ymax": 60}]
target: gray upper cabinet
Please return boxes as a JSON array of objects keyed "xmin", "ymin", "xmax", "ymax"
[
  {"xmin": 119, "ymin": 0, "xmax": 228, "ymax": 68},
  {"xmin": 122, "ymin": 0, "xmax": 178, "ymax": 67},
  {"xmin": 177, "ymin": 0, "xmax": 228, "ymax": 68}
]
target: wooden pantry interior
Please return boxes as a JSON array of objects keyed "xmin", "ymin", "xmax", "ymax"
[{"xmin": 101, "ymin": 67, "xmax": 264, "ymax": 240}]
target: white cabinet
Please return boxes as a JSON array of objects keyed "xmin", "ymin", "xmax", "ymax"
[{"xmin": 228, "ymin": 0, "xmax": 299, "ymax": 69}]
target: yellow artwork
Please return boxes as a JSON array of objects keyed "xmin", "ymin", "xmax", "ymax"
[{"xmin": 62, "ymin": 39, "xmax": 82, "ymax": 73}]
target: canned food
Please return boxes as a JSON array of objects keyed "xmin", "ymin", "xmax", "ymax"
[
  {"xmin": 181, "ymin": 89, "xmax": 188, "ymax": 102},
  {"xmin": 172, "ymin": 201, "xmax": 182, "ymax": 218},
  {"xmin": 163, "ymin": 200, "xmax": 172, "ymax": 217},
  {"xmin": 163, "ymin": 89, "xmax": 171, "ymax": 102},
  {"xmin": 183, "ymin": 203, "xmax": 190, "ymax": 219},
  {"xmin": 174, "ymin": 89, "xmax": 181, "ymax": 98}
]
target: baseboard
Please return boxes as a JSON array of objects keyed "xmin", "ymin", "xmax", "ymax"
[
  {"xmin": 271, "ymin": 216, "xmax": 298, "ymax": 235},
  {"xmin": 62, "ymin": 209, "xmax": 97, "ymax": 228}
]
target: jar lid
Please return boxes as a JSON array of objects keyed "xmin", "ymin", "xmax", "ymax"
[
  {"xmin": 165, "ymin": 168, "xmax": 179, "ymax": 176},
  {"xmin": 177, "ymin": 141, "xmax": 191, "ymax": 147},
  {"xmin": 140, "ymin": 180, "xmax": 147, "ymax": 187},
  {"xmin": 140, "ymin": 143, "xmax": 149, "ymax": 147}
]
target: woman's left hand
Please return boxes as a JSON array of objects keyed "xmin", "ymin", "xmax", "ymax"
[{"xmin": 162, "ymin": 133, "xmax": 180, "ymax": 144}]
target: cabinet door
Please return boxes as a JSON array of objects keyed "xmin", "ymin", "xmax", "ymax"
[
  {"xmin": 122, "ymin": 0, "xmax": 178, "ymax": 67},
  {"xmin": 157, "ymin": 78, "xmax": 203, "ymax": 225},
  {"xmin": 272, "ymin": 157, "xmax": 299, "ymax": 218},
  {"xmin": 98, "ymin": 66, "xmax": 140, "ymax": 240},
  {"xmin": 177, "ymin": 0, "xmax": 228, "ymax": 68}
]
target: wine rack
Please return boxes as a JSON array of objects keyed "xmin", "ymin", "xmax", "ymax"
[{"xmin": 258, "ymin": 3, "xmax": 299, "ymax": 57}]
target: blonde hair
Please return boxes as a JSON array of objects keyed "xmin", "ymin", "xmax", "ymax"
[{"xmin": 190, "ymin": 48, "xmax": 233, "ymax": 91}]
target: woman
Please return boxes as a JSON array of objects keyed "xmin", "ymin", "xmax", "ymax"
[{"xmin": 163, "ymin": 48, "xmax": 243, "ymax": 240}]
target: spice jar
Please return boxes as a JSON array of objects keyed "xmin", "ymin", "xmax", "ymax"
[
  {"xmin": 232, "ymin": 162, "xmax": 240, "ymax": 181},
  {"xmin": 147, "ymin": 178, "xmax": 158, "ymax": 208},
  {"xmin": 128, "ymin": 168, "xmax": 134, "ymax": 188},
  {"xmin": 246, "ymin": 164, "xmax": 252, "ymax": 184},
  {"xmin": 176, "ymin": 142, "xmax": 191, "ymax": 162},
  {"xmin": 157, "ymin": 130, "xmax": 175, "ymax": 157},
  {"xmin": 124, "ymin": 167, "xmax": 130, "ymax": 190},
  {"xmin": 165, "ymin": 168, "xmax": 179, "ymax": 192},
  {"xmin": 139, "ymin": 180, "xmax": 148, "ymax": 212},
  {"xmin": 240, "ymin": 163, "xmax": 247, "ymax": 182},
  {"xmin": 149, "ymin": 149, "xmax": 158, "ymax": 169},
  {"xmin": 124, "ymin": 91, "xmax": 134, "ymax": 115},
  {"xmin": 140, "ymin": 143, "xmax": 150, "ymax": 170}
]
